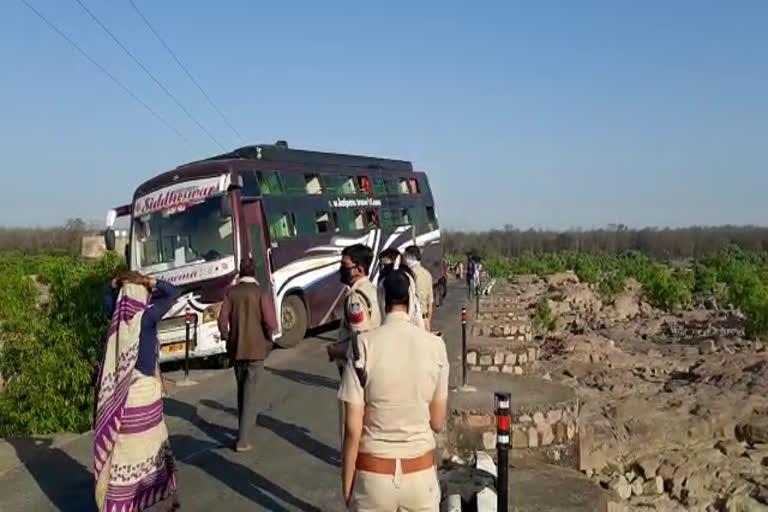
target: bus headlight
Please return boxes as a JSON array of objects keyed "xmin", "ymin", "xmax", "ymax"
[{"xmin": 202, "ymin": 304, "xmax": 222, "ymax": 324}]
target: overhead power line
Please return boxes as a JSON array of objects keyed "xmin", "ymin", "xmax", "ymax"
[
  {"xmin": 127, "ymin": 0, "xmax": 244, "ymax": 144},
  {"xmin": 73, "ymin": 0, "xmax": 226, "ymax": 151},
  {"xmin": 19, "ymin": 0, "xmax": 187, "ymax": 141}
]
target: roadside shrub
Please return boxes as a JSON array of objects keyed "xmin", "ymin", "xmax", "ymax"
[
  {"xmin": 0, "ymin": 253, "xmax": 124, "ymax": 436},
  {"xmin": 533, "ymin": 299, "xmax": 558, "ymax": 333}
]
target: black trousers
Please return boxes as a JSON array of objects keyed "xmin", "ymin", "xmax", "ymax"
[{"xmin": 234, "ymin": 360, "xmax": 264, "ymax": 445}]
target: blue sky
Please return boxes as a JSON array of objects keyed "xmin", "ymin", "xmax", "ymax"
[{"xmin": 1, "ymin": 1, "xmax": 766, "ymax": 230}]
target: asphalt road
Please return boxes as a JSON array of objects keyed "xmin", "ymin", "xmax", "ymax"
[{"xmin": 0, "ymin": 285, "xmax": 467, "ymax": 512}]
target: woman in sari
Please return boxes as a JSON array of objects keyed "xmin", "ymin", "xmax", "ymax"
[{"xmin": 95, "ymin": 271, "xmax": 181, "ymax": 512}]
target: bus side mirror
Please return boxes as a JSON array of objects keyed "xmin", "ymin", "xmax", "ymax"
[
  {"xmin": 105, "ymin": 228, "xmax": 116, "ymax": 251},
  {"xmin": 220, "ymin": 193, "xmax": 233, "ymax": 218}
]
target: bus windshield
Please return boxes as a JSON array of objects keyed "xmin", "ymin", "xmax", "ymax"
[{"xmin": 134, "ymin": 197, "xmax": 234, "ymax": 272}]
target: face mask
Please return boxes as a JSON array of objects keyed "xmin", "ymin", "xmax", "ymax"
[
  {"xmin": 404, "ymin": 259, "xmax": 417, "ymax": 268},
  {"xmin": 339, "ymin": 266, "xmax": 356, "ymax": 285}
]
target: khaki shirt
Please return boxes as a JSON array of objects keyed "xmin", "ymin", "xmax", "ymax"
[
  {"xmin": 411, "ymin": 263, "xmax": 434, "ymax": 316},
  {"xmin": 336, "ymin": 277, "xmax": 381, "ymax": 365},
  {"xmin": 376, "ymin": 273, "xmax": 424, "ymax": 329},
  {"xmin": 338, "ymin": 311, "xmax": 449, "ymax": 458}
]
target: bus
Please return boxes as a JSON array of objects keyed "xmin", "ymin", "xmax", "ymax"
[{"xmin": 105, "ymin": 141, "xmax": 446, "ymax": 363}]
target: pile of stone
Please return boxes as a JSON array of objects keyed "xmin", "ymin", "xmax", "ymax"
[{"xmin": 466, "ymin": 339, "xmax": 538, "ymax": 375}]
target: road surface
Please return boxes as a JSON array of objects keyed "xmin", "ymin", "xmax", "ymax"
[{"xmin": 0, "ymin": 285, "xmax": 466, "ymax": 511}]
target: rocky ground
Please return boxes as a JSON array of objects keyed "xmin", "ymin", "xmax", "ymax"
[{"xmin": 491, "ymin": 272, "xmax": 768, "ymax": 512}]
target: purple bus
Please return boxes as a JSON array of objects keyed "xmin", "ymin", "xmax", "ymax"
[{"xmin": 105, "ymin": 142, "xmax": 446, "ymax": 362}]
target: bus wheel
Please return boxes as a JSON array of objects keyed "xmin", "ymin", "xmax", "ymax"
[{"xmin": 277, "ymin": 295, "xmax": 307, "ymax": 348}]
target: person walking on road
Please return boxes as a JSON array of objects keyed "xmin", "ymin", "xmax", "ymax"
[
  {"xmin": 218, "ymin": 258, "xmax": 277, "ymax": 453},
  {"xmin": 376, "ymin": 248, "xmax": 424, "ymax": 329},
  {"xmin": 326, "ymin": 244, "xmax": 381, "ymax": 443},
  {"xmin": 339, "ymin": 269, "xmax": 449, "ymax": 511},
  {"xmin": 404, "ymin": 245, "xmax": 434, "ymax": 331},
  {"xmin": 96, "ymin": 271, "xmax": 181, "ymax": 512},
  {"xmin": 465, "ymin": 252, "xmax": 476, "ymax": 299}
]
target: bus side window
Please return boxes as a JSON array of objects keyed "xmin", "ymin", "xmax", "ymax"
[
  {"xmin": 258, "ymin": 171, "xmax": 284, "ymax": 195},
  {"xmin": 400, "ymin": 208, "xmax": 411, "ymax": 225},
  {"xmin": 365, "ymin": 208, "xmax": 379, "ymax": 227},
  {"xmin": 295, "ymin": 211, "xmax": 318, "ymax": 236},
  {"xmin": 426, "ymin": 206, "xmax": 437, "ymax": 231},
  {"xmin": 358, "ymin": 176, "xmax": 372, "ymax": 196},
  {"xmin": 398, "ymin": 178, "xmax": 409, "ymax": 195},
  {"xmin": 327, "ymin": 175, "xmax": 357, "ymax": 196},
  {"xmin": 371, "ymin": 176, "xmax": 386, "ymax": 195},
  {"xmin": 268, "ymin": 211, "xmax": 296, "ymax": 239},
  {"xmin": 408, "ymin": 179, "xmax": 420, "ymax": 194},
  {"xmin": 316, "ymin": 211, "xmax": 332, "ymax": 233},
  {"xmin": 282, "ymin": 173, "xmax": 306, "ymax": 196},
  {"xmin": 305, "ymin": 174, "xmax": 323, "ymax": 195}
]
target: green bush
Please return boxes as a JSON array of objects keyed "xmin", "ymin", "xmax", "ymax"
[
  {"xmin": 533, "ymin": 299, "xmax": 558, "ymax": 332},
  {"xmin": 449, "ymin": 247, "xmax": 768, "ymax": 339},
  {"xmin": 0, "ymin": 253, "xmax": 124, "ymax": 436}
]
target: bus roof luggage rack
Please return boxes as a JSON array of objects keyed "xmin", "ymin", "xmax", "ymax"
[{"xmin": 200, "ymin": 141, "xmax": 414, "ymax": 173}]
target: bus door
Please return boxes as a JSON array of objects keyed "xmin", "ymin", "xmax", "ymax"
[{"xmin": 242, "ymin": 200, "xmax": 280, "ymax": 339}]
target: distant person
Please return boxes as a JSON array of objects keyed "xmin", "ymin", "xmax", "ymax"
[
  {"xmin": 466, "ymin": 253, "xmax": 476, "ymax": 299},
  {"xmin": 376, "ymin": 248, "xmax": 424, "ymax": 329},
  {"xmin": 404, "ymin": 245, "xmax": 435, "ymax": 331},
  {"xmin": 338, "ymin": 269, "xmax": 449, "ymax": 510},
  {"xmin": 326, "ymin": 244, "xmax": 381, "ymax": 443},
  {"xmin": 457, "ymin": 261, "xmax": 464, "ymax": 280},
  {"xmin": 96, "ymin": 271, "xmax": 181, "ymax": 512},
  {"xmin": 218, "ymin": 259, "xmax": 277, "ymax": 452}
]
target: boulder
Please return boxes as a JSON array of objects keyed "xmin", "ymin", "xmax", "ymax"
[
  {"xmin": 610, "ymin": 475, "xmax": 632, "ymax": 500},
  {"xmin": 737, "ymin": 416, "xmax": 768, "ymax": 445}
]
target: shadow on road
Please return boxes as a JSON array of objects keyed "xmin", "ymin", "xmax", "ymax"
[
  {"xmin": 169, "ymin": 435, "xmax": 322, "ymax": 512},
  {"xmin": 199, "ymin": 399, "xmax": 340, "ymax": 468},
  {"xmin": 256, "ymin": 415, "xmax": 340, "ymax": 467},
  {"xmin": 7, "ymin": 438, "xmax": 93, "ymax": 512},
  {"xmin": 266, "ymin": 367, "xmax": 339, "ymax": 390},
  {"xmin": 165, "ymin": 398, "xmax": 321, "ymax": 511}
]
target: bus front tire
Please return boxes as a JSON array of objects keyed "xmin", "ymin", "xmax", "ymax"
[{"xmin": 277, "ymin": 295, "xmax": 307, "ymax": 348}]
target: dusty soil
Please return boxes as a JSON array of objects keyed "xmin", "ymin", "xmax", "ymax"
[{"xmin": 489, "ymin": 273, "xmax": 768, "ymax": 511}]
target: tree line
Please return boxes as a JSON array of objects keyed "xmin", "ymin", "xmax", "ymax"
[
  {"xmin": 0, "ymin": 219, "xmax": 93, "ymax": 256},
  {"xmin": 443, "ymin": 225, "xmax": 768, "ymax": 260}
]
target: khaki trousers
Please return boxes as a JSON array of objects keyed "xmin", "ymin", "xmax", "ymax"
[{"xmin": 349, "ymin": 466, "xmax": 439, "ymax": 512}]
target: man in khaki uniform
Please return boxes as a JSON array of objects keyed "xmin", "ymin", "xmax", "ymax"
[
  {"xmin": 404, "ymin": 245, "xmax": 434, "ymax": 331},
  {"xmin": 327, "ymin": 244, "xmax": 381, "ymax": 443},
  {"xmin": 339, "ymin": 269, "xmax": 449, "ymax": 511},
  {"xmin": 376, "ymin": 248, "xmax": 424, "ymax": 329}
]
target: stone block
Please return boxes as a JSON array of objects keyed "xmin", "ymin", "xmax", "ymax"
[
  {"xmin": 631, "ymin": 478, "xmax": 643, "ymax": 496},
  {"xmin": 533, "ymin": 412, "xmax": 545, "ymax": 425},
  {"xmin": 513, "ymin": 366, "xmax": 524, "ymax": 375},
  {"xmin": 642, "ymin": 476, "xmax": 664, "ymax": 496},
  {"xmin": 512, "ymin": 429, "xmax": 528, "ymax": 448},
  {"xmin": 505, "ymin": 352, "xmax": 517, "ymax": 365},
  {"xmin": 466, "ymin": 351, "xmax": 477, "ymax": 366},
  {"xmin": 494, "ymin": 352, "xmax": 505, "ymax": 365},
  {"xmin": 487, "ymin": 366, "xmax": 500, "ymax": 373},
  {"xmin": 482, "ymin": 431, "xmax": 496, "ymax": 451},
  {"xmin": 518, "ymin": 353, "xmax": 528, "ymax": 365},
  {"xmin": 518, "ymin": 414, "xmax": 532, "ymax": 423},
  {"xmin": 567, "ymin": 422, "xmax": 576, "ymax": 440},
  {"xmin": 610, "ymin": 475, "xmax": 632, "ymax": 500},
  {"xmin": 538, "ymin": 423, "xmax": 554, "ymax": 446},
  {"xmin": 501, "ymin": 365, "xmax": 514, "ymax": 374},
  {"xmin": 547, "ymin": 409, "xmax": 563, "ymax": 424},
  {"xmin": 554, "ymin": 422, "xmax": 567, "ymax": 444},
  {"xmin": 470, "ymin": 366, "xmax": 482, "ymax": 372},
  {"xmin": 479, "ymin": 355, "xmax": 493, "ymax": 366},
  {"xmin": 527, "ymin": 347, "xmax": 537, "ymax": 362},
  {"xmin": 466, "ymin": 414, "xmax": 492, "ymax": 428},
  {"xmin": 527, "ymin": 427, "xmax": 539, "ymax": 448}
]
